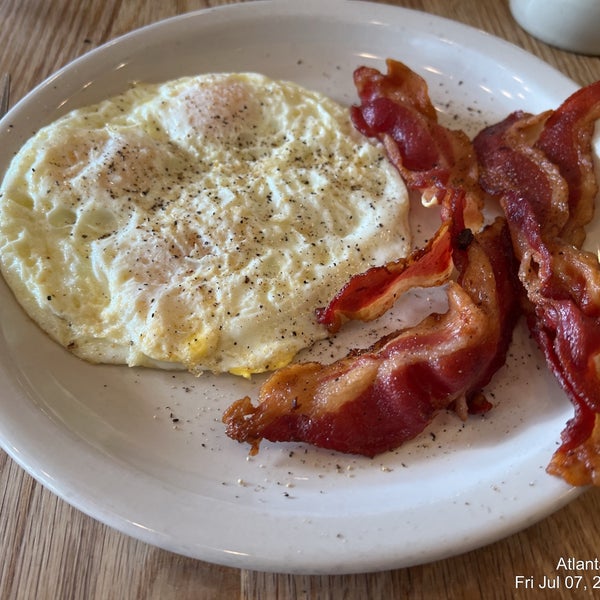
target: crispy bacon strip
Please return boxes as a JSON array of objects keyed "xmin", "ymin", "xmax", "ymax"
[
  {"xmin": 315, "ymin": 221, "xmax": 453, "ymax": 333},
  {"xmin": 223, "ymin": 61, "xmax": 520, "ymax": 457},
  {"xmin": 317, "ymin": 60, "xmax": 484, "ymax": 334},
  {"xmin": 537, "ymin": 83, "xmax": 600, "ymax": 247},
  {"xmin": 351, "ymin": 59, "xmax": 483, "ymax": 230},
  {"xmin": 474, "ymin": 81, "xmax": 600, "ymax": 485}
]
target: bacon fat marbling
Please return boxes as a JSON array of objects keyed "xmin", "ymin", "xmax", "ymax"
[{"xmin": 474, "ymin": 81, "xmax": 600, "ymax": 485}]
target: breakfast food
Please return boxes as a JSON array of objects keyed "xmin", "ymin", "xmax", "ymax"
[
  {"xmin": 224, "ymin": 59, "xmax": 600, "ymax": 488},
  {"xmin": 223, "ymin": 60, "xmax": 521, "ymax": 456},
  {"xmin": 4, "ymin": 55, "xmax": 600, "ymax": 488},
  {"xmin": 475, "ymin": 82, "xmax": 600, "ymax": 485},
  {"xmin": 0, "ymin": 72, "xmax": 410, "ymax": 376}
]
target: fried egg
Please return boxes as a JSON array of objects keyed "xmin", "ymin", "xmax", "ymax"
[{"xmin": 0, "ymin": 72, "xmax": 410, "ymax": 376}]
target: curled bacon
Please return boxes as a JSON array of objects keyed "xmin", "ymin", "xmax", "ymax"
[
  {"xmin": 315, "ymin": 221, "xmax": 453, "ymax": 334},
  {"xmin": 316, "ymin": 60, "xmax": 490, "ymax": 334},
  {"xmin": 474, "ymin": 81, "xmax": 600, "ymax": 485},
  {"xmin": 223, "ymin": 60, "xmax": 520, "ymax": 458},
  {"xmin": 537, "ymin": 83, "xmax": 600, "ymax": 247},
  {"xmin": 351, "ymin": 60, "xmax": 483, "ymax": 230}
]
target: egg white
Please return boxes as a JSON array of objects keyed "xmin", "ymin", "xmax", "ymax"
[{"xmin": 0, "ymin": 72, "xmax": 410, "ymax": 376}]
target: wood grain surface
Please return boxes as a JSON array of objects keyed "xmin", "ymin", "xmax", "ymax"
[{"xmin": 1, "ymin": 1, "xmax": 600, "ymax": 598}]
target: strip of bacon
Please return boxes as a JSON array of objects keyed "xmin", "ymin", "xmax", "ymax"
[
  {"xmin": 351, "ymin": 59, "xmax": 483, "ymax": 230},
  {"xmin": 537, "ymin": 83, "xmax": 600, "ymax": 247},
  {"xmin": 315, "ymin": 221, "xmax": 453, "ymax": 333},
  {"xmin": 317, "ymin": 60, "xmax": 484, "ymax": 334},
  {"xmin": 474, "ymin": 81, "xmax": 600, "ymax": 485},
  {"xmin": 223, "ymin": 61, "xmax": 520, "ymax": 458}
]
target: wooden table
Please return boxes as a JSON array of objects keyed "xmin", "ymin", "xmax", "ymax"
[{"xmin": 1, "ymin": 1, "xmax": 599, "ymax": 598}]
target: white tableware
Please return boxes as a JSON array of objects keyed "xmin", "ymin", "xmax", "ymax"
[{"xmin": 0, "ymin": 0, "xmax": 584, "ymax": 574}]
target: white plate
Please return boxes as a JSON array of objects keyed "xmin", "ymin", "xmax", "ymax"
[{"xmin": 0, "ymin": 0, "xmax": 584, "ymax": 574}]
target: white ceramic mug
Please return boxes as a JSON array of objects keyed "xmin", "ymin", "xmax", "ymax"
[{"xmin": 509, "ymin": 0, "xmax": 600, "ymax": 55}]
